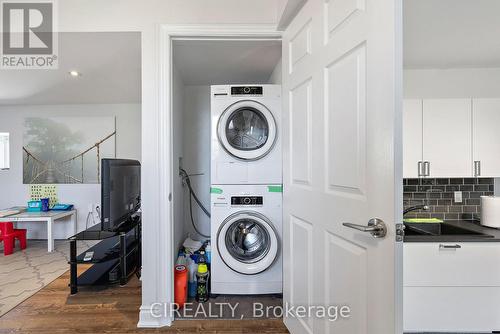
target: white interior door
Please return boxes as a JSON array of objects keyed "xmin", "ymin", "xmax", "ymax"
[{"xmin": 281, "ymin": 0, "xmax": 403, "ymax": 333}]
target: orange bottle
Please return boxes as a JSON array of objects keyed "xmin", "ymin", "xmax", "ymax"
[{"xmin": 174, "ymin": 265, "xmax": 188, "ymax": 308}]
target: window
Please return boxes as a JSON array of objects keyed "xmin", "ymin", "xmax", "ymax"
[{"xmin": 0, "ymin": 133, "xmax": 10, "ymax": 170}]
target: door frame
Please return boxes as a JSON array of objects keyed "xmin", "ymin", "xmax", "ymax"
[
  {"xmin": 139, "ymin": 23, "xmax": 282, "ymax": 328},
  {"xmin": 141, "ymin": 20, "xmax": 404, "ymax": 331}
]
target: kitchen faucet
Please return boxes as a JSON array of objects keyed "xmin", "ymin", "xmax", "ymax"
[{"xmin": 403, "ymin": 204, "xmax": 430, "ymax": 215}]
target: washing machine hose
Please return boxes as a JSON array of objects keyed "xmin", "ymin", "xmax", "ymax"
[{"xmin": 179, "ymin": 168, "xmax": 211, "ymax": 238}]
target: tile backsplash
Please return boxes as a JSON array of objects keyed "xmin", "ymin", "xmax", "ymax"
[{"xmin": 403, "ymin": 178, "xmax": 495, "ymax": 221}]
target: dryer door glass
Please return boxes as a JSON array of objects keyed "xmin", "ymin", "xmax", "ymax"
[
  {"xmin": 225, "ymin": 107, "xmax": 269, "ymax": 151},
  {"xmin": 225, "ymin": 218, "xmax": 271, "ymax": 264}
]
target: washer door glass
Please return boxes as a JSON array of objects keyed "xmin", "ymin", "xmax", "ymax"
[
  {"xmin": 225, "ymin": 218, "xmax": 270, "ymax": 264},
  {"xmin": 225, "ymin": 107, "xmax": 269, "ymax": 151},
  {"xmin": 217, "ymin": 211, "xmax": 279, "ymax": 275}
]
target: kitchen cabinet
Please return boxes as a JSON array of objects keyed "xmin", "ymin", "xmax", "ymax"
[
  {"xmin": 403, "ymin": 100, "xmax": 423, "ymax": 178},
  {"xmin": 473, "ymin": 99, "xmax": 500, "ymax": 177},
  {"xmin": 422, "ymin": 99, "xmax": 472, "ymax": 177},
  {"xmin": 404, "ymin": 242, "xmax": 500, "ymax": 332},
  {"xmin": 403, "ymin": 98, "xmax": 474, "ymax": 178}
]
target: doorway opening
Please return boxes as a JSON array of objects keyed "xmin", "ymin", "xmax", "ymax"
[
  {"xmin": 170, "ymin": 37, "xmax": 284, "ymax": 321},
  {"xmin": 402, "ymin": 1, "xmax": 500, "ymax": 332}
]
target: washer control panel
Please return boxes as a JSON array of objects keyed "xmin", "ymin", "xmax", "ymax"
[
  {"xmin": 231, "ymin": 86, "xmax": 263, "ymax": 95},
  {"xmin": 231, "ymin": 196, "xmax": 263, "ymax": 206}
]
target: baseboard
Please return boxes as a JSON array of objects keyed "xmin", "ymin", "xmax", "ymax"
[
  {"xmin": 211, "ymin": 281, "xmax": 282, "ymax": 295},
  {"xmin": 137, "ymin": 304, "xmax": 172, "ymax": 328}
]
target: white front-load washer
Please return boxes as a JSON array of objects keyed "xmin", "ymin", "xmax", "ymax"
[
  {"xmin": 210, "ymin": 184, "xmax": 282, "ymax": 294},
  {"xmin": 211, "ymin": 85, "xmax": 282, "ymax": 185}
]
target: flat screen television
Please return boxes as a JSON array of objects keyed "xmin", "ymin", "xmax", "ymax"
[{"xmin": 101, "ymin": 159, "xmax": 141, "ymax": 231}]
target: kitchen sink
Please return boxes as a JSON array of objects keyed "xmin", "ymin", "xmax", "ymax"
[{"xmin": 404, "ymin": 222, "xmax": 494, "ymax": 238}]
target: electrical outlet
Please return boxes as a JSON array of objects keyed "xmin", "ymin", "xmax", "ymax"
[
  {"xmin": 95, "ymin": 205, "xmax": 101, "ymax": 220},
  {"xmin": 88, "ymin": 203, "xmax": 100, "ymax": 215},
  {"xmin": 454, "ymin": 191, "xmax": 463, "ymax": 203}
]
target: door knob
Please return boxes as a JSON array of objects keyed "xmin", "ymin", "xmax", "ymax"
[{"xmin": 343, "ymin": 218, "xmax": 387, "ymax": 238}]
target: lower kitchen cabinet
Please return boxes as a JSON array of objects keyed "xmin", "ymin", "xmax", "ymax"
[{"xmin": 404, "ymin": 242, "xmax": 500, "ymax": 332}]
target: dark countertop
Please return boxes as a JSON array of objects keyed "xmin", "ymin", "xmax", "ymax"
[{"xmin": 404, "ymin": 220, "xmax": 500, "ymax": 242}]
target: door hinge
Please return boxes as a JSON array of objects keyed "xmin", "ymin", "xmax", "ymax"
[{"xmin": 396, "ymin": 223, "xmax": 405, "ymax": 242}]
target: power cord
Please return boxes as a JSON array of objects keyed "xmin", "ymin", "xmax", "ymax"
[
  {"xmin": 85, "ymin": 205, "xmax": 100, "ymax": 230},
  {"xmin": 179, "ymin": 167, "xmax": 210, "ymax": 238},
  {"xmin": 85, "ymin": 211, "xmax": 95, "ymax": 230}
]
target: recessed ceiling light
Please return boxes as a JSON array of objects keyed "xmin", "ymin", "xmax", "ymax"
[{"xmin": 69, "ymin": 70, "xmax": 81, "ymax": 77}]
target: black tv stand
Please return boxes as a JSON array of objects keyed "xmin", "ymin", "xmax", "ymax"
[{"xmin": 68, "ymin": 213, "xmax": 141, "ymax": 295}]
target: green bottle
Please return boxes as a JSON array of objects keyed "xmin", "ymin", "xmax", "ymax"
[{"xmin": 196, "ymin": 263, "xmax": 209, "ymax": 302}]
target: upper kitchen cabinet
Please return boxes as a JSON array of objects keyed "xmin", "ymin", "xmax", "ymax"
[
  {"xmin": 403, "ymin": 100, "xmax": 423, "ymax": 178},
  {"xmin": 473, "ymin": 99, "xmax": 500, "ymax": 177},
  {"xmin": 422, "ymin": 99, "xmax": 472, "ymax": 178}
]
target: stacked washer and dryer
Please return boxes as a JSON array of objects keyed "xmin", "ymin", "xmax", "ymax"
[{"xmin": 210, "ymin": 84, "xmax": 282, "ymax": 295}]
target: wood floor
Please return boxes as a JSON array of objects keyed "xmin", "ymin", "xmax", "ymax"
[{"xmin": 0, "ymin": 267, "xmax": 288, "ymax": 334}]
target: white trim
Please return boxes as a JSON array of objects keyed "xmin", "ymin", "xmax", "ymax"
[
  {"xmin": 137, "ymin": 305, "xmax": 172, "ymax": 328},
  {"xmin": 139, "ymin": 23, "xmax": 281, "ymax": 328},
  {"xmin": 277, "ymin": 0, "xmax": 307, "ymax": 31},
  {"xmin": 138, "ymin": 23, "xmax": 172, "ymax": 328},
  {"xmin": 160, "ymin": 23, "xmax": 281, "ymax": 38}
]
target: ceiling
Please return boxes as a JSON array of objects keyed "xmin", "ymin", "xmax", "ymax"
[
  {"xmin": 173, "ymin": 39, "xmax": 282, "ymax": 85},
  {"xmin": 0, "ymin": 32, "xmax": 141, "ymax": 105},
  {"xmin": 404, "ymin": 0, "xmax": 500, "ymax": 68}
]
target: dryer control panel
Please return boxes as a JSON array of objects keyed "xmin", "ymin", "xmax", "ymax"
[
  {"xmin": 231, "ymin": 86, "xmax": 263, "ymax": 95},
  {"xmin": 231, "ymin": 196, "xmax": 263, "ymax": 206}
]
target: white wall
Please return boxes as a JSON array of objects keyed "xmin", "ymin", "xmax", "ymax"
[
  {"xmin": 172, "ymin": 67, "xmax": 185, "ymax": 253},
  {"xmin": 181, "ymin": 86, "xmax": 211, "ymax": 240},
  {"xmin": 404, "ymin": 68, "xmax": 500, "ymax": 98},
  {"xmin": 174, "ymin": 57, "xmax": 282, "ymax": 249},
  {"xmin": 0, "ymin": 104, "xmax": 141, "ymax": 239},
  {"xmin": 268, "ymin": 58, "xmax": 282, "ymax": 84},
  {"xmin": 49, "ymin": 0, "xmax": 281, "ymax": 326}
]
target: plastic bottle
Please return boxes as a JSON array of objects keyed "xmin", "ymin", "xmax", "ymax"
[
  {"xmin": 174, "ymin": 265, "xmax": 188, "ymax": 308},
  {"xmin": 176, "ymin": 251, "xmax": 187, "ymax": 266},
  {"xmin": 205, "ymin": 242, "xmax": 211, "ymax": 264},
  {"xmin": 196, "ymin": 263, "xmax": 209, "ymax": 302},
  {"xmin": 198, "ymin": 250, "xmax": 206, "ymax": 264},
  {"xmin": 187, "ymin": 256, "xmax": 198, "ymax": 298}
]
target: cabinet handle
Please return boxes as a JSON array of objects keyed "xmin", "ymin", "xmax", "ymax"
[
  {"xmin": 474, "ymin": 161, "xmax": 481, "ymax": 177},
  {"xmin": 439, "ymin": 244, "xmax": 461, "ymax": 249},
  {"xmin": 418, "ymin": 161, "xmax": 423, "ymax": 177},
  {"xmin": 423, "ymin": 161, "xmax": 430, "ymax": 177}
]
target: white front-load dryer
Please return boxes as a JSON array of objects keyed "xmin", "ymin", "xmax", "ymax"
[
  {"xmin": 210, "ymin": 184, "xmax": 282, "ymax": 294},
  {"xmin": 211, "ymin": 85, "xmax": 282, "ymax": 185}
]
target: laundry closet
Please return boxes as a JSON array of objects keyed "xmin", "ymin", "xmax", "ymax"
[{"xmin": 171, "ymin": 38, "xmax": 284, "ymax": 319}]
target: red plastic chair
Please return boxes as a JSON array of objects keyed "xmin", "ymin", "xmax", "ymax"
[{"xmin": 0, "ymin": 222, "xmax": 27, "ymax": 256}]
